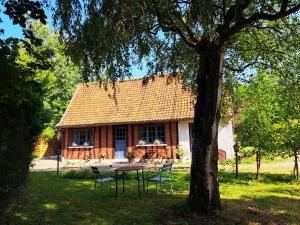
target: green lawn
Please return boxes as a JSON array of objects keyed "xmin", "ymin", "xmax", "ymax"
[{"xmin": 4, "ymin": 164, "xmax": 300, "ymax": 225}]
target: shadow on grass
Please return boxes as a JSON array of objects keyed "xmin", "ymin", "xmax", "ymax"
[
  {"xmin": 5, "ymin": 171, "xmax": 300, "ymax": 225},
  {"xmin": 161, "ymin": 196, "xmax": 300, "ymax": 225}
]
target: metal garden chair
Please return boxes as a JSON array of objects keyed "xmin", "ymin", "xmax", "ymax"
[
  {"xmin": 146, "ymin": 163, "xmax": 173, "ymax": 192},
  {"xmin": 91, "ymin": 166, "xmax": 114, "ymax": 191}
]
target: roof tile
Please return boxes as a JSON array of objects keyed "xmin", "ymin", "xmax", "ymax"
[{"xmin": 56, "ymin": 74, "xmax": 195, "ymax": 128}]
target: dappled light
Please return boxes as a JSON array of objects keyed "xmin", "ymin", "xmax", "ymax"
[{"xmin": 4, "ymin": 171, "xmax": 299, "ymax": 225}]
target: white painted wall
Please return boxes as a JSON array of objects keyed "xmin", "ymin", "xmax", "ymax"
[
  {"xmin": 177, "ymin": 120, "xmax": 192, "ymax": 160},
  {"xmin": 218, "ymin": 122, "xmax": 234, "ymax": 159},
  {"xmin": 177, "ymin": 120, "xmax": 234, "ymax": 160}
]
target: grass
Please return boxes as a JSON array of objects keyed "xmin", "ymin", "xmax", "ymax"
[
  {"xmin": 238, "ymin": 155, "xmax": 294, "ymax": 164},
  {"xmin": 3, "ymin": 162, "xmax": 300, "ymax": 225}
]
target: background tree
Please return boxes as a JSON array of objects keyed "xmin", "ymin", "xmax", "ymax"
[
  {"xmin": 53, "ymin": 0, "xmax": 300, "ymax": 213},
  {"xmin": 273, "ymin": 74, "xmax": 300, "ymax": 179},
  {"xmin": 17, "ymin": 21, "xmax": 81, "ymax": 138},
  {"xmin": 0, "ymin": 0, "xmax": 47, "ymax": 217},
  {"xmin": 235, "ymin": 72, "xmax": 281, "ymax": 179}
]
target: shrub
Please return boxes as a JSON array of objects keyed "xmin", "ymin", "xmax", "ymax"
[
  {"xmin": 176, "ymin": 145, "xmax": 186, "ymax": 159},
  {"xmin": 0, "ymin": 53, "xmax": 45, "ymax": 216},
  {"xmin": 62, "ymin": 169, "xmax": 95, "ymax": 179}
]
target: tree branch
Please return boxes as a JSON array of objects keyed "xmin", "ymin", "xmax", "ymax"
[
  {"xmin": 224, "ymin": 62, "xmax": 255, "ymax": 72},
  {"xmin": 224, "ymin": 54, "xmax": 266, "ymax": 72},
  {"xmin": 223, "ymin": 0, "xmax": 251, "ymax": 28},
  {"xmin": 252, "ymin": 25, "xmax": 283, "ymax": 34},
  {"xmin": 247, "ymin": 2, "xmax": 300, "ymax": 22},
  {"xmin": 224, "ymin": 60, "xmax": 269, "ymax": 72},
  {"xmin": 174, "ymin": 4, "xmax": 199, "ymax": 44},
  {"xmin": 226, "ymin": 1, "xmax": 300, "ymax": 38},
  {"xmin": 152, "ymin": 3, "xmax": 197, "ymax": 49}
]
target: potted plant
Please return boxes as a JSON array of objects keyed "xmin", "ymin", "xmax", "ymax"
[
  {"xmin": 176, "ymin": 145, "xmax": 186, "ymax": 162},
  {"xmin": 138, "ymin": 139, "xmax": 146, "ymax": 145},
  {"xmin": 153, "ymin": 139, "xmax": 161, "ymax": 145},
  {"xmin": 98, "ymin": 152, "xmax": 106, "ymax": 164},
  {"xmin": 100, "ymin": 152, "xmax": 106, "ymax": 160},
  {"xmin": 126, "ymin": 152, "xmax": 135, "ymax": 163}
]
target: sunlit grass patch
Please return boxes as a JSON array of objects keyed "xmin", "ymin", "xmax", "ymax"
[
  {"xmin": 42, "ymin": 203, "xmax": 58, "ymax": 210},
  {"xmin": 4, "ymin": 162, "xmax": 300, "ymax": 225}
]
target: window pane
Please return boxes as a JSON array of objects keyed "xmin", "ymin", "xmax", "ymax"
[
  {"xmin": 71, "ymin": 128, "xmax": 93, "ymax": 146},
  {"xmin": 138, "ymin": 124, "xmax": 165, "ymax": 144}
]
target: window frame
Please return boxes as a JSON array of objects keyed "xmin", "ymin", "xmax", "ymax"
[
  {"xmin": 70, "ymin": 128, "xmax": 94, "ymax": 147},
  {"xmin": 138, "ymin": 124, "xmax": 166, "ymax": 145}
]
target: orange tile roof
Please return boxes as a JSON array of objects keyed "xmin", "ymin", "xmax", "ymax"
[{"xmin": 56, "ymin": 74, "xmax": 195, "ymax": 128}]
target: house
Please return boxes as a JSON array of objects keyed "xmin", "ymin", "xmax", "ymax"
[{"xmin": 56, "ymin": 74, "xmax": 234, "ymax": 161}]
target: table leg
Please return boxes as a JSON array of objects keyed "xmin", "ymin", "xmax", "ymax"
[
  {"xmin": 137, "ymin": 170, "xmax": 141, "ymax": 198},
  {"xmin": 122, "ymin": 171, "xmax": 125, "ymax": 192},
  {"xmin": 142, "ymin": 168, "xmax": 145, "ymax": 191},
  {"xmin": 115, "ymin": 171, "xmax": 118, "ymax": 198}
]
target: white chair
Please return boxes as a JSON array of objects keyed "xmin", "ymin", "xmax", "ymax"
[
  {"xmin": 91, "ymin": 166, "xmax": 114, "ymax": 191},
  {"xmin": 147, "ymin": 163, "xmax": 173, "ymax": 192}
]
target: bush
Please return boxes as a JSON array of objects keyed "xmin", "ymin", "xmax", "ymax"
[
  {"xmin": 176, "ymin": 145, "xmax": 187, "ymax": 159},
  {"xmin": 0, "ymin": 49, "xmax": 45, "ymax": 216},
  {"xmin": 62, "ymin": 169, "xmax": 95, "ymax": 179}
]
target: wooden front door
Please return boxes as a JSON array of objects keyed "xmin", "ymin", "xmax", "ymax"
[{"xmin": 114, "ymin": 126, "xmax": 127, "ymax": 159}]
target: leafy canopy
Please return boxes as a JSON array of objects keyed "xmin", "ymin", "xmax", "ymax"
[
  {"xmin": 53, "ymin": 0, "xmax": 300, "ymax": 83},
  {"xmin": 16, "ymin": 21, "xmax": 81, "ymax": 138}
]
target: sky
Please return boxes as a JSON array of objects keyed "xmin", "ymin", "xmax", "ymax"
[{"xmin": 0, "ymin": 3, "xmax": 146, "ymax": 78}]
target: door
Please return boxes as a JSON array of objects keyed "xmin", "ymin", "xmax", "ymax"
[{"xmin": 114, "ymin": 126, "xmax": 127, "ymax": 159}]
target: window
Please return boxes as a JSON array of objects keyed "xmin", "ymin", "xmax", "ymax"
[
  {"xmin": 138, "ymin": 124, "xmax": 165, "ymax": 144},
  {"xmin": 70, "ymin": 128, "xmax": 93, "ymax": 147}
]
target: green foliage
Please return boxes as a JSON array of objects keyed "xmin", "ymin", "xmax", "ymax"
[
  {"xmin": 17, "ymin": 21, "xmax": 81, "ymax": 138},
  {"xmin": 235, "ymin": 67, "xmax": 300, "ymax": 179},
  {"xmin": 0, "ymin": 1, "xmax": 48, "ymax": 216},
  {"xmin": 176, "ymin": 144, "xmax": 187, "ymax": 159},
  {"xmin": 239, "ymin": 146, "xmax": 256, "ymax": 158},
  {"xmin": 52, "ymin": 1, "xmax": 300, "ymax": 88},
  {"xmin": 272, "ymin": 74, "xmax": 300, "ymax": 154},
  {"xmin": 236, "ymin": 72, "xmax": 280, "ymax": 156},
  {"xmin": 62, "ymin": 169, "xmax": 95, "ymax": 180},
  {"xmin": 0, "ymin": 42, "xmax": 45, "ymax": 215}
]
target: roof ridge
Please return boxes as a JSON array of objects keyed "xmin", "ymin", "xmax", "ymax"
[{"xmin": 78, "ymin": 73, "xmax": 174, "ymax": 86}]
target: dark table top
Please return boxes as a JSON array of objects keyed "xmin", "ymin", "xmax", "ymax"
[{"xmin": 114, "ymin": 165, "xmax": 145, "ymax": 171}]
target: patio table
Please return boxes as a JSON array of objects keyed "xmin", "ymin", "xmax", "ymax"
[{"xmin": 114, "ymin": 165, "xmax": 145, "ymax": 198}]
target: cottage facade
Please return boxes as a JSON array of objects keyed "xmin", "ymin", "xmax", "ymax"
[{"xmin": 56, "ymin": 75, "xmax": 234, "ymax": 161}]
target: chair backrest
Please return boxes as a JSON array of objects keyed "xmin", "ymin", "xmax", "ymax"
[
  {"xmin": 91, "ymin": 166, "xmax": 100, "ymax": 175},
  {"xmin": 161, "ymin": 163, "xmax": 173, "ymax": 173}
]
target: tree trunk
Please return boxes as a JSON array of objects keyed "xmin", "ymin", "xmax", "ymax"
[
  {"xmin": 188, "ymin": 39, "xmax": 225, "ymax": 214},
  {"xmin": 256, "ymin": 149, "xmax": 261, "ymax": 180},
  {"xmin": 293, "ymin": 148, "xmax": 299, "ymax": 180}
]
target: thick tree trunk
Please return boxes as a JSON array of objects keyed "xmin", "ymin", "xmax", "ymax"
[
  {"xmin": 293, "ymin": 148, "xmax": 299, "ymax": 180},
  {"xmin": 256, "ymin": 149, "xmax": 261, "ymax": 180},
  {"xmin": 188, "ymin": 39, "xmax": 225, "ymax": 214}
]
